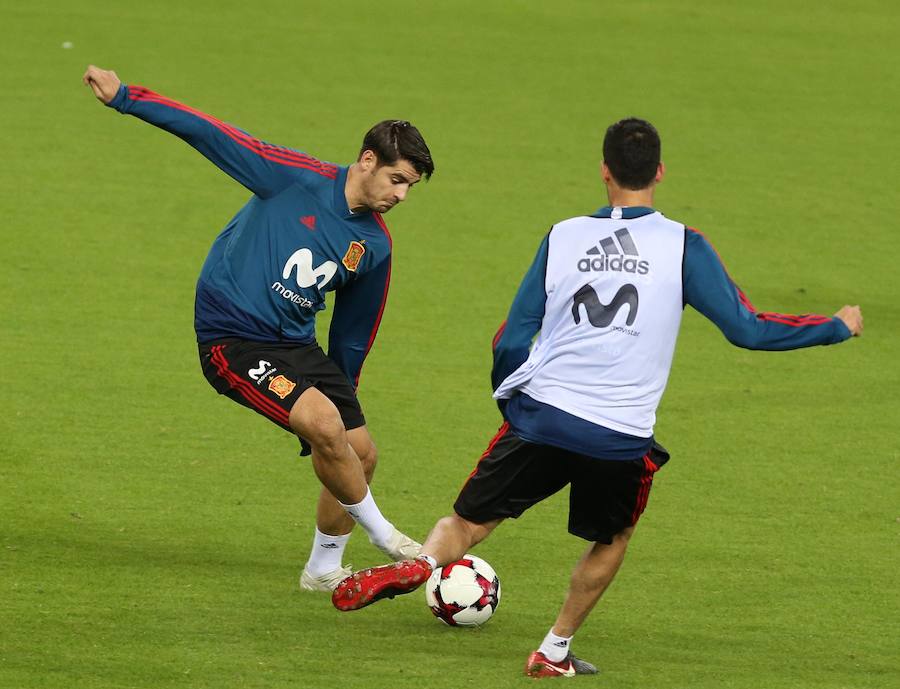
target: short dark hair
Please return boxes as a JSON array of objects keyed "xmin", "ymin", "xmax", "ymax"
[
  {"xmin": 359, "ymin": 120, "xmax": 434, "ymax": 179},
  {"xmin": 602, "ymin": 118, "xmax": 661, "ymax": 190}
]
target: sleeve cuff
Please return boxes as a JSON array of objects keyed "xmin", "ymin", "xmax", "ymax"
[
  {"xmin": 108, "ymin": 84, "xmax": 130, "ymax": 112},
  {"xmin": 832, "ymin": 317, "xmax": 852, "ymax": 342}
]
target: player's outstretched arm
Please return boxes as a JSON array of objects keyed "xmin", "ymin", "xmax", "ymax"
[
  {"xmin": 683, "ymin": 228, "xmax": 859, "ymax": 350},
  {"xmin": 82, "ymin": 65, "xmax": 333, "ymax": 199}
]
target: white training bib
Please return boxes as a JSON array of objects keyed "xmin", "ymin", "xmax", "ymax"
[{"xmin": 494, "ymin": 210, "xmax": 686, "ymax": 437}]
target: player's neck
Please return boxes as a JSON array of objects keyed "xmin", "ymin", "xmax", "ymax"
[
  {"xmin": 606, "ymin": 188, "xmax": 655, "ymax": 209},
  {"xmin": 345, "ymin": 164, "xmax": 367, "ymax": 213}
]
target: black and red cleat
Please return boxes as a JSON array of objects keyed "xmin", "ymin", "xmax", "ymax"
[
  {"xmin": 525, "ymin": 650, "xmax": 598, "ymax": 678},
  {"xmin": 332, "ymin": 558, "xmax": 433, "ymax": 611}
]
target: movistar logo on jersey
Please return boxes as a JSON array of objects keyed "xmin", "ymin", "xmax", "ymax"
[
  {"xmin": 271, "ymin": 281, "xmax": 314, "ymax": 308},
  {"xmin": 577, "ymin": 228, "xmax": 649, "ymax": 275},
  {"xmin": 282, "ymin": 248, "xmax": 337, "ymax": 289},
  {"xmin": 270, "ymin": 247, "xmax": 338, "ymax": 308}
]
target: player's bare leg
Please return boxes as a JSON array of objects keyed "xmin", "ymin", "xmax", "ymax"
[
  {"xmin": 525, "ymin": 527, "xmax": 633, "ymax": 677},
  {"xmin": 419, "ymin": 514, "xmax": 502, "ymax": 566},
  {"xmin": 552, "ymin": 526, "xmax": 633, "ymax": 636},
  {"xmin": 291, "ymin": 389, "xmax": 418, "ymax": 582},
  {"xmin": 314, "ymin": 426, "xmax": 379, "ymax": 538},
  {"xmin": 299, "ymin": 427, "xmax": 377, "ymax": 589},
  {"xmin": 290, "ymin": 388, "xmax": 368, "ymax": 503},
  {"xmin": 301, "ymin": 428, "xmax": 385, "ymax": 590},
  {"xmin": 332, "ymin": 513, "xmax": 502, "ymax": 611}
]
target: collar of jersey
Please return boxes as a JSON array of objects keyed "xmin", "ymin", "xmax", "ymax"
[{"xmin": 591, "ymin": 205, "xmax": 656, "ymax": 219}]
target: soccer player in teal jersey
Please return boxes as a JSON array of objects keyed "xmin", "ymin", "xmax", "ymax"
[{"xmin": 84, "ymin": 65, "xmax": 434, "ymax": 591}]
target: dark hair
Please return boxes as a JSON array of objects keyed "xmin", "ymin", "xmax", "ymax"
[
  {"xmin": 602, "ymin": 118, "xmax": 661, "ymax": 190},
  {"xmin": 359, "ymin": 120, "xmax": 434, "ymax": 179}
]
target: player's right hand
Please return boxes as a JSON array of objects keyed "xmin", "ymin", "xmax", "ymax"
[
  {"xmin": 83, "ymin": 65, "xmax": 121, "ymax": 104},
  {"xmin": 834, "ymin": 305, "xmax": 863, "ymax": 336}
]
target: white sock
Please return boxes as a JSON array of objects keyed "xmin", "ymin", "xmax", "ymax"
[
  {"xmin": 539, "ymin": 629, "xmax": 573, "ymax": 663},
  {"xmin": 339, "ymin": 489, "xmax": 393, "ymax": 547},
  {"xmin": 305, "ymin": 528, "xmax": 351, "ymax": 577},
  {"xmin": 419, "ymin": 554, "xmax": 438, "ymax": 570}
]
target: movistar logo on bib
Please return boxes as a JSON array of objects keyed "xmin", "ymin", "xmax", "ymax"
[{"xmin": 577, "ymin": 228, "xmax": 649, "ymax": 275}]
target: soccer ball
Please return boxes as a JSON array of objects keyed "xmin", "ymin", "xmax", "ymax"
[{"xmin": 424, "ymin": 555, "xmax": 501, "ymax": 626}]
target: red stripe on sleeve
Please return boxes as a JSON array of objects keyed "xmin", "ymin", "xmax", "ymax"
[
  {"xmin": 132, "ymin": 92, "xmax": 331, "ymax": 172},
  {"xmin": 372, "ymin": 212, "xmax": 393, "ymax": 247},
  {"xmin": 129, "ymin": 88, "xmax": 326, "ymax": 169},
  {"xmin": 492, "ymin": 321, "xmax": 507, "ymax": 349},
  {"xmin": 353, "ymin": 213, "xmax": 394, "ymax": 388},
  {"xmin": 128, "ymin": 87, "xmax": 338, "ymax": 178},
  {"xmin": 687, "ymin": 227, "xmax": 833, "ymax": 330},
  {"xmin": 757, "ymin": 313, "xmax": 833, "ymax": 326},
  {"xmin": 355, "ymin": 258, "xmax": 391, "ymax": 388}
]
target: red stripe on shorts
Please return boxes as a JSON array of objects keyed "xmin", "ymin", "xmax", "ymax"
[
  {"xmin": 209, "ymin": 345, "xmax": 291, "ymax": 427},
  {"xmin": 459, "ymin": 422, "xmax": 510, "ymax": 489},
  {"xmin": 631, "ymin": 453, "xmax": 658, "ymax": 525}
]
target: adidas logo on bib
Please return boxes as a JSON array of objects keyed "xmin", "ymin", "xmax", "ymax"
[{"xmin": 577, "ymin": 227, "xmax": 650, "ymax": 275}]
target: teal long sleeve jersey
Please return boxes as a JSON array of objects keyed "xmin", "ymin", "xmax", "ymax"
[{"xmin": 108, "ymin": 84, "xmax": 393, "ymax": 388}]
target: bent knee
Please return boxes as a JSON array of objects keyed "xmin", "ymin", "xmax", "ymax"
[{"xmin": 290, "ymin": 404, "xmax": 346, "ymax": 454}]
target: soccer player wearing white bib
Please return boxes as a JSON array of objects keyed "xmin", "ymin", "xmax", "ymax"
[{"xmin": 331, "ymin": 119, "xmax": 863, "ymax": 678}]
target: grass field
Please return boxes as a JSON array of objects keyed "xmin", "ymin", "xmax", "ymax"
[{"xmin": 2, "ymin": 1, "xmax": 899, "ymax": 687}]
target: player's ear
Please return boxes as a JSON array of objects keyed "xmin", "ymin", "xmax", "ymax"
[
  {"xmin": 359, "ymin": 149, "xmax": 378, "ymax": 172},
  {"xmin": 600, "ymin": 162, "xmax": 613, "ymax": 184},
  {"xmin": 655, "ymin": 162, "xmax": 666, "ymax": 184}
]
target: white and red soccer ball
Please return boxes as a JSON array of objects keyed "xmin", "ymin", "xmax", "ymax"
[{"xmin": 424, "ymin": 555, "xmax": 501, "ymax": 626}]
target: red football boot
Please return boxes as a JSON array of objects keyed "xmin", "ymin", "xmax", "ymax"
[
  {"xmin": 332, "ymin": 558, "xmax": 433, "ymax": 611},
  {"xmin": 525, "ymin": 650, "xmax": 598, "ymax": 678}
]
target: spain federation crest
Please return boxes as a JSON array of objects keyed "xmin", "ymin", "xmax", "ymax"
[
  {"xmin": 342, "ymin": 240, "xmax": 366, "ymax": 272},
  {"xmin": 268, "ymin": 375, "xmax": 296, "ymax": 399}
]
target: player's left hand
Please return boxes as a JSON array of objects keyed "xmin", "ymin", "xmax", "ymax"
[{"xmin": 83, "ymin": 65, "xmax": 122, "ymax": 104}]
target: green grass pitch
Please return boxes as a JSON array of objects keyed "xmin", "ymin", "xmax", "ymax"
[{"xmin": 2, "ymin": 1, "xmax": 898, "ymax": 687}]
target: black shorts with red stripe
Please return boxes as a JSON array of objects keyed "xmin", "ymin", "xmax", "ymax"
[
  {"xmin": 453, "ymin": 423, "xmax": 669, "ymax": 544},
  {"xmin": 198, "ymin": 339, "xmax": 365, "ymax": 455}
]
